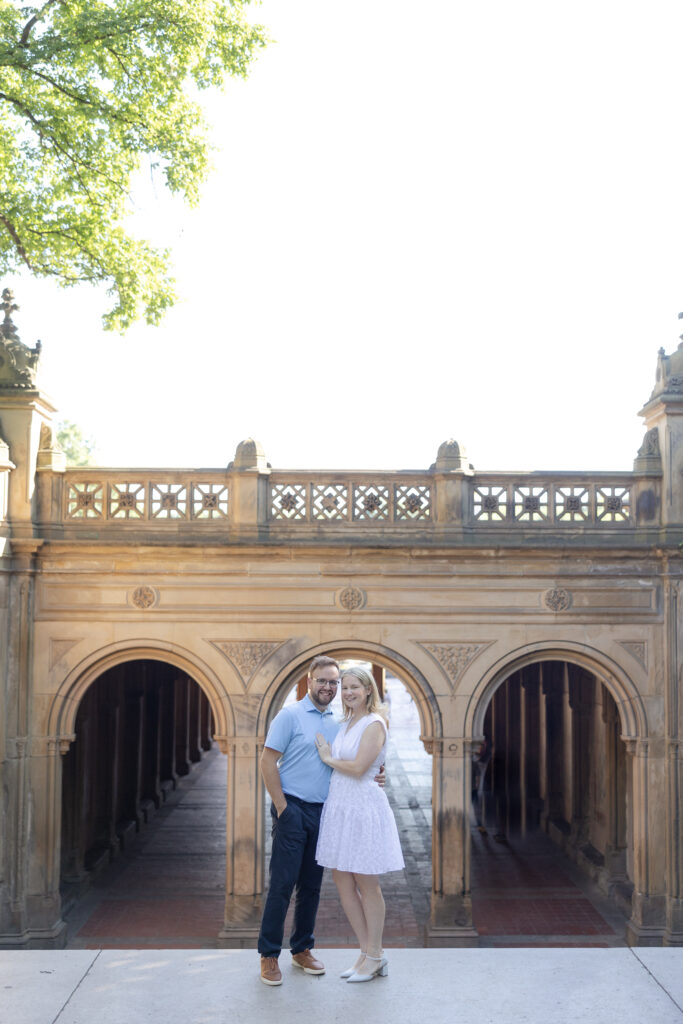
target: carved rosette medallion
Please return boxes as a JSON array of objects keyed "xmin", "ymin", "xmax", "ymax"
[
  {"xmin": 618, "ymin": 641, "xmax": 648, "ymax": 671},
  {"xmin": 543, "ymin": 588, "xmax": 572, "ymax": 612},
  {"xmin": 418, "ymin": 641, "xmax": 493, "ymax": 692},
  {"xmin": 130, "ymin": 585, "xmax": 158, "ymax": 609},
  {"xmin": 209, "ymin": 640, "xmax": 285, "ymax": 690},
  {"xmin": 337, "ymin": 586, "xmax": 367, "ymax": 611}
]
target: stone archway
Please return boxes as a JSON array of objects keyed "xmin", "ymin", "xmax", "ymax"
[
  {"xmin": 219, "ymin": 639, "xmax": 442, "ymax": 946},
  {"xmin": 59, "ymin": 658, "xmax": 216, "ymax": 894},
  {"xmin": 43, "ymin": 642, "xmax": 233, "ymax": 941},
  {"xmin": 463, "ymin": 644, "xmax": 655, "ymax": 945}
]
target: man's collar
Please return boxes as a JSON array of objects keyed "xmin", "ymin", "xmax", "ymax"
[{"xmin": 301, "ymin": 693, "xmax": 334, "ymax": 716}]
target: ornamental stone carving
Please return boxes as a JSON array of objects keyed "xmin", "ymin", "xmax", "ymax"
[
  {"xmin": 209, "ymin": 640, "xmax": 284, "ymax": 690},
  {"xmin": 130, "ymin": 585, "xmax": 158, "ymax": 609},
  {"xmin": 49, "ymin": 638, "xmax": 84, "ymax": 670},
  {"xmin": 543, "ymin": 588, "xmax": 572, "ymax": 612},
  {"xmin": 0, "ymin": 289, "xmax": 42, "ymax": 389},
  {"xmin": 418, "ymin": 641, "xmax": 492, "ymax": 692},
  {"xmin": 618, "ymin": 641, "xmax": 647, "ymax": 671},
  {"xmin": 337, "ymin": 586, "xmax": 366, "ymax": 611}
]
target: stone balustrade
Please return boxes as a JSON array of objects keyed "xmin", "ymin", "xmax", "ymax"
[{"xmin": 26, "ymin": 463, "xmax": 660, "ymax": 543}]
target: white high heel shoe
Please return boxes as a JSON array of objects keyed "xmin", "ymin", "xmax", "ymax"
[
  {"xmin": 346, "ymin": 954, "xmax": 388, "ymax": 983},
  {"xmin": 340, "ymin": 952, "xmax": 366, "ymax": 979}
]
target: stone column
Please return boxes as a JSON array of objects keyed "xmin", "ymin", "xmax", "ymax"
[
  {"xmin": 602, "ymin": 694, "xmax": 628, "ymax": 886},
  {"xmin": 174, "ymin": 675, "xmax": 191, "ymax": 776},
  {"xmin": 218, "ymin": 735, "xmax": 264, "ymax": 946},
  {"xmin": 425, "ymin": 737, "xmax": 478, "ymax": 947},
  {"xmin": 665, "ymin": 738, "xmax": 683, "ymax": 944},
  {"xmin": 664, "ymin": 577, "xmax": 683, "ymax": 945},
  {"xmin": 625, "ymin": 738, "xmax": 667, "ymax": 945}
]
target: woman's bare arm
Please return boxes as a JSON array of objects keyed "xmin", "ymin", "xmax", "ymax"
[{"xmin": 315, "ymin": 721, "xmax": 385, "ymax": 777}]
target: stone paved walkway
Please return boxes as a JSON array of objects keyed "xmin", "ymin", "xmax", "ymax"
[{"xmin": 63, "ymin": 680, "xmax": 629, "ymax": 948}]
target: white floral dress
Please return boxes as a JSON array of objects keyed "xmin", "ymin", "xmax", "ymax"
[{"xmin": 315, "ymin": 713, "xmax": 405, "ymax": 875}]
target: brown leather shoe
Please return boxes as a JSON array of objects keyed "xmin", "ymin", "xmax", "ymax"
[
  {"xmin": 291, "ymin": 949, "xmax": 325, "ymax": 974},
  {"xmin": 260, "ymin": 956, "xmax": 282, "ymax": 986}
]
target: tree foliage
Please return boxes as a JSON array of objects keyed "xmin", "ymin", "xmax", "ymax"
[
  {"xmin": 0, "ymin": 0, "xmax": 266, "ymax": 329},
  {"xmin": 57, "ymin": 419, "xmax": 96, "ymax": 465}
]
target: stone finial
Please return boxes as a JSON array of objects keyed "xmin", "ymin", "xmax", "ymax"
[
  {"xmin": 1, "ymin": 288, "xmax": 19, "ymax": 341},
  {"xmin": 36, "ymin": 421, "xmax": 66, "ymax": 472},
  {"xmin": 648, "ymin": 314, "xmax": 683, "ymax": 402},
  {"xmin": 0, "ymin": 287, "xmax": 42, "ymax": 388},
  {"xmin": 229, "ymin": 438, "xmax": 269, "ymax": 471},
  {"xmin": 633, "ymin": 427, "xmax": 662, "ymax": 475},
  {"xmin": 435, "ymin": 438, "xmax": 471, "ymax": 472}
]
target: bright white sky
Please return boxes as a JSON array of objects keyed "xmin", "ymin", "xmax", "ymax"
[{"xmin": 6, "ymin": 1, "xmax": 683, "ymax": 471}]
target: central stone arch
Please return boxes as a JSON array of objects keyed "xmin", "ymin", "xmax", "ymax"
[
  {"xmin": 219, "ymin": 637, "xmax": 443, "ymax": 947},
  {"xmin": 257, "ymin": 639, "xmax": 442, "ymax": 744}
]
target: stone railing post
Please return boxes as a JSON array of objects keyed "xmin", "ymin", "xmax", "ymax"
[
  {"xmin": 228, "ymin": 438, "xmax": 270, "ymax": 535},
  {"xmin": 432, "ymin": 439, "xmax": 472, "ymax": 529}
]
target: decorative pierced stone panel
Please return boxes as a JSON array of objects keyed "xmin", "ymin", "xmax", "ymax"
[
  {"xmin": 151, "ymin": 483, "xmax": 187, "ymax": 519},
  {"xmin": 271, "ymin": 483, "xmax": 307, "ymax": 520},
  {"xmin": 192, "ymin": 483, "xmax": 229, "ymax": 519},
  {"xmin": 109, "ymin": 482, "xmax": 145, "ymax": 519},
  {"xmin": 312, "ymin": 483, "xmax": 349, "ymax": 520},
  {"xmin": 353, "ymin": 484, "xmax": 389, "ymax": 520},
  {"xmin": 66, "ymin": 481, "xmax": 104, "ymax": 519},
  {"xmin": 595, "ymin": 486, "xmax": 631, "ymax": 523},
  {"xmin": 65, "ymin": 478, "xmax": 229, "ymax": 521},
  {"xmin": 555, "ymin": 486, "xmax": 589, "ymax": 522},
  {"xmin": 513, "ymin": 486, "xmax": 549, "ymax": 522},
  {"xmin": 473, "ymin": 486, "xmax": 507, "ymax": 522},
  {"xmin": 269, "ymin": 479, "xmax": 431, "ymax": 523},
  {"xmin": 395, "ymin": 484, "xmax": 431, "ymax": 520},
  {"xmin": 471, "ymin": 481, "xmax": 633, "ymax": 527}
]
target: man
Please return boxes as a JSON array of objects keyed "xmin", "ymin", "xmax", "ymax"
[{"xmin": 258, "ymin": 655, "xmax": 383, "ymax": 986}]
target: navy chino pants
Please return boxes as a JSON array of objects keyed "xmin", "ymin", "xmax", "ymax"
[{"xmin": 257, "ymin": 794, "xmax": 324, "ymax": 958}]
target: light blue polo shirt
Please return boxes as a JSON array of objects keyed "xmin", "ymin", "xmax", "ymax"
[{"xmin": 264, "ymin": 695, "xmax": 340, "ymax": 803}]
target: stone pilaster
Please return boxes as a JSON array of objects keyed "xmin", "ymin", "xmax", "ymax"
[
  {"xmin": 625, "ymin": 737, "xmax": 667, "ymax": 946},
  {"xmin": 425, "ymin": 737, "xmax": 478, "ymax": 947},
  {"xmin": 218, "ymin": 734, "xmax": 264, "ymax": 946}
]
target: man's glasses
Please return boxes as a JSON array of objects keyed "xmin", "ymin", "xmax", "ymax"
[{"xmin": 311, "ymin": 678, "xmax": 339, "ymax": 686}]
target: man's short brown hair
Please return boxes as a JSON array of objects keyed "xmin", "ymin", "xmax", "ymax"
[{"xmin": 307, "ymin": 654, "xmax": 340, "ymax": 677}]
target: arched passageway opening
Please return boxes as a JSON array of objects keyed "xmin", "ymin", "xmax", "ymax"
[
  {"xmin": 471, "ymin": 659, "xmax": 633, "ymax": 943},
  {"xmin": 264, "ymin": 656, "xmax": 433, "ymax": 946},
  {"xmin": 60, "ymin": 659, "xmax": 217, "ymax": 900}
]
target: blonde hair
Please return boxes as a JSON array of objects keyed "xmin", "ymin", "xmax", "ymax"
[{"xmin": 340, "ymin": 666, "xmax": 389, "ymax": 725}]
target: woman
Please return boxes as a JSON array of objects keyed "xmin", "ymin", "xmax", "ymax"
[{"xmin": 314, "ymin": 666, "xmax": 404, "ymax": 983}]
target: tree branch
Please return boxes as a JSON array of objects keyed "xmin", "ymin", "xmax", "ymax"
[
  {"xmin": 0, "ymin": 215, "xmax": 35, "ymax": 270},
  {"xmin": 20, "ymin": 0, "xmax": 63, "ymax": 48}
]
